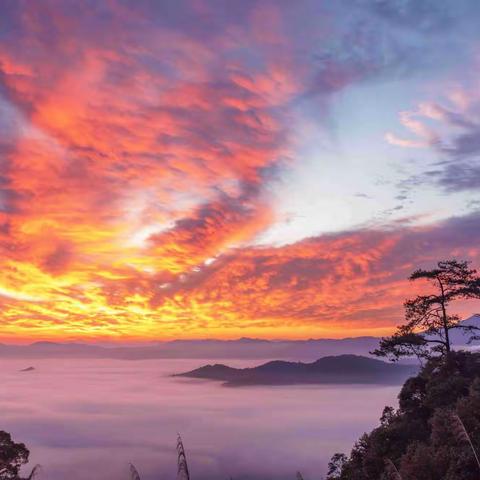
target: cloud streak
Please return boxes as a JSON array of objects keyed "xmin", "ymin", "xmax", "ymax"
[
  {"xmin": 2, "ymin": 210, "xmax": 479, "ymax": 341},
  {"xmin": 0, "ymin": 0, "xmax": 479, "ymax": 341}
]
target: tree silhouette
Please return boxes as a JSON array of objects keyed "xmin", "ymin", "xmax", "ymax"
[
  {"xmin": 0, "ymin": 431, "xmax": 30, "ymax": 480},
  {"xmin": 327, "ymin": 351, "xmax": 480, "ymax": 479},
  {"xmin": 326, "ymin": 453, "xmax": 347, "ymax": 479},
  {"xmin": 373, "ymin": 260, "xmax": 480, "ymax": 361}
]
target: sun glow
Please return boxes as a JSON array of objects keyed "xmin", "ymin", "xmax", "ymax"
[{"xmin": 0, "ymin": 1, "xmax": 479, "ymax": 342}]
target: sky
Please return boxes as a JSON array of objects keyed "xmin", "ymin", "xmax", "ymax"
[{"xmin": 0, "ymin": 0, "xmax": 480, "ymax": 342}]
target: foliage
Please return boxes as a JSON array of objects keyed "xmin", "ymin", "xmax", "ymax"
[
  {"xmin": 0, "ymin": 431, "xmax": 31, "ymax": 480},
  {"xmin": 373, "ymin": 260, "xmax": 480, "ymax": 361},
  {"xmin": 326, "ymin": 453, "xmax": 348, "ymax": 479},
  {"xmin": 327, "ymin": 351, "xmax": 480, "ymax": 480}
]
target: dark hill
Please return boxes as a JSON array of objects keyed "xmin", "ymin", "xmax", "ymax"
[
  {"xmin": 328, "ymin": 351, "xmax": 480, "ymax": 480},
  {"xmin": 174, "ymin": 354, "xmax": 417, "ymax": 386}
]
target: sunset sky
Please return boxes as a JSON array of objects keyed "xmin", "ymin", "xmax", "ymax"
[{"xmin": 1, "ymin": 0, "xmax": 480, "ymax": 342}]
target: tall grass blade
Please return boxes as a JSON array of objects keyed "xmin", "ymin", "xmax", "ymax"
[
  {"xmin": 129, "ymin": 463, "xmax": 141, "ymax": 480},
  {"xmin": 384, "ymin": 458, "xmax": 402, "ymax": 480},
  {"xmin": 451, "ymin": 412, "xmax": 480, "ymax": 471},
  {"xmin": 296, "ymin": 471, "xmax": 304, "ymax": 480},
  {"xmin": 26, "ymin": 465, "xmax": 41, "ymax": 479},
  {"xmin": 177, "ymin": 434, "xmax": 190, "ymax": 480}
]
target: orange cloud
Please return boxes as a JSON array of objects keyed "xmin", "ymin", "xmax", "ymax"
[
  {"xmin": 0, "ymin": 2, "xmax": 478, "ymax": 343},
  {"xmin": 1, "ymin": 210, "xmax": 479, "ymax": 342},
  {"xmin": 0, "ymin": 1, "xmax": 297, "ymax": 341}
]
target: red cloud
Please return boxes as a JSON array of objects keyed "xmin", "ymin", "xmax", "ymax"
[{"xmin": 1, "ymin": 2, "xmax": 477, "ymax": 342}]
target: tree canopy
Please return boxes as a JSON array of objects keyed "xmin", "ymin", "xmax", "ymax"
[
  {"xmin": 327, "ymin": 351, "xmax": 480, "ymax": 480},
  {"xmin": 0, "ymin": 431, "xmax": 29, "ymax": 480},
  {"xmin": 373, "ymin": 260, "xmax": 480, "ymax": 361}
]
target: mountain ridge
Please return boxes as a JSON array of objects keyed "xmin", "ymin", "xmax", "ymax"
[
  {"xmin": 1, "ymin": 316, "xmax": 477, "ymax": 360},
  {"xmin": 174, "ymin": 354, "xmax": 418, "ymax": 386}
]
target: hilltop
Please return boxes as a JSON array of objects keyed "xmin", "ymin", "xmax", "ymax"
[{"xmin": 174, "ymin": 354, "xmax": 416, "ymax": 386}]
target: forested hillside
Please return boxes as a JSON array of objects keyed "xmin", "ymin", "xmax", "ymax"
[{"xmin": 327, "ymin": 351, "xmax": 480, "ymax": 480}]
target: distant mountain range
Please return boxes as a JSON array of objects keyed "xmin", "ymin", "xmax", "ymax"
[
  {"xmin": 439, "ymin": 314, "xmax": 480, "ymax": 344},
  {"xmin": 174, "ymin": 355, "xmax": 417, "ymax": 386},
  {"xmin": 1, "ymin": 315, "xmax": 478, "ymax": 361},
  {"xmin": 0, "ymin": 336, "xmax": 380, "ymax": 361}
]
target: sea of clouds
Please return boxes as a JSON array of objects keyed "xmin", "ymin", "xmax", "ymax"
[{"xmin": 1, "ymin": 358, "xmax": 398, "ymax": 480}]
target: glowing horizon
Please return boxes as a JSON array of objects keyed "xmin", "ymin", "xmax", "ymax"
[{"xmin": 1, "ymin": 1, "xmax": 479, "ymax": 342}]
